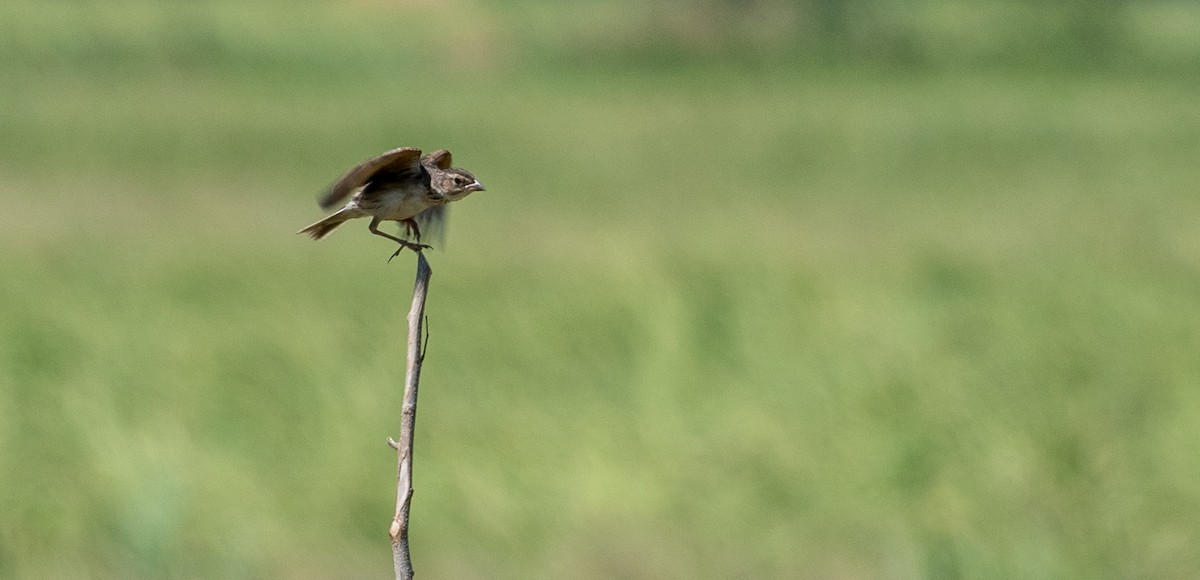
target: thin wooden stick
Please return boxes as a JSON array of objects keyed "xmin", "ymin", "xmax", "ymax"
[{"xmin": 388, "ymin": 251, "xmax": 432, "ymax": 580}]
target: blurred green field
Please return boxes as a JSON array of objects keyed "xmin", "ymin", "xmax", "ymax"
[{"xmin": 4, "ymin": 1, "xmax": 1200, "ymax": 578}]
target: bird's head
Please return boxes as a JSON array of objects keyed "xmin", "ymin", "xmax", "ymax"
[{"xmin": 431, "ymin": 169, "xmax": 485, "ymax": 201}]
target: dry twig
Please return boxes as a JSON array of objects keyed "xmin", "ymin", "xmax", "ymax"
[{"xmin": 387, "ymin": 251, "xmax": 432, "ymax": 580}]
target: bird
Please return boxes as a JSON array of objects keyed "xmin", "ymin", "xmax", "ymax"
[{"xmin": 298, "ymin": 147, "xmax": 485, "ymax": 260}]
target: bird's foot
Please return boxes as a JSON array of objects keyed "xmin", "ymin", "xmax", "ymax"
[{"xmin": 388, "ymin": 241, "xmax": 432, "ymax": 262}]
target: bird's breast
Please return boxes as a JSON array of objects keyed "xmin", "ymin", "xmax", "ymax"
[{"xmin": 356, "ymin": 183, "xmax": 435, "ymax": 220}]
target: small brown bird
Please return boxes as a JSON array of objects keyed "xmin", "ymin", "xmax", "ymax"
[{"xmin": 298, "ymin": 147, "xmax": 485, "ymax": 259}]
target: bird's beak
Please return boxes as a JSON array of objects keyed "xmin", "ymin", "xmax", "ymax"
[{"xmin": 470, "ymin": 180, "xmax": 486, "ymax": 192}]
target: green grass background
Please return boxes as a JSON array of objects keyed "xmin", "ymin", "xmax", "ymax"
[{"xmin": 3, "ymin": 1, "xmax": 1200, "ymax": 578}]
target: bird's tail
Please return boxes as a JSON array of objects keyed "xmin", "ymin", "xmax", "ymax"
[{"xmin": 297, "ymin": 208, "xmax": 361, "ymax": 240}]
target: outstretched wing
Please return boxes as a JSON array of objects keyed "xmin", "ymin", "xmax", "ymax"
[
  {"xmin": 318, "ymin": 147, "xmax": 423, "ymax": 209},
  {"xmin": 408, "ymin": 205, "xmax": 448, "ymax": 248},
  {"xmin": 420, "ymin": 149, "xmax": 452, "ymax": 171}
]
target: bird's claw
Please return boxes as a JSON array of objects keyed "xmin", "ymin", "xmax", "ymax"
[{"xmin": 387, "ymin": 242, "xmax": 432, "ymax": 262}]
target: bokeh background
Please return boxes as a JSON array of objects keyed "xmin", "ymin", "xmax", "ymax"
[{"xmin": 3, "ymin": 1, "xmax": 1200, "ymax": 578}]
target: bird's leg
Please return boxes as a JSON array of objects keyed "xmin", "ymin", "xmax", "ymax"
[
  {"xmin": 369, "ymin": 217, "xmax": 430, "ymax": 262},
  {"xmin": 402, "ymin": 219, "xmax": 422, "ymax": 243}
]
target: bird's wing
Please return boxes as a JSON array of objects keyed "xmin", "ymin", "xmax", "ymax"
[
  {"xmin": 420, "ymin": 149, "xmax": 453, "ymax": 171},
  {"xmin": 409, "ymin": 205, "xmax": 447, "ymax": 248},
  {"xmin": 318, "ymin": 147, "xmax": 423, "ymax": 209}
]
